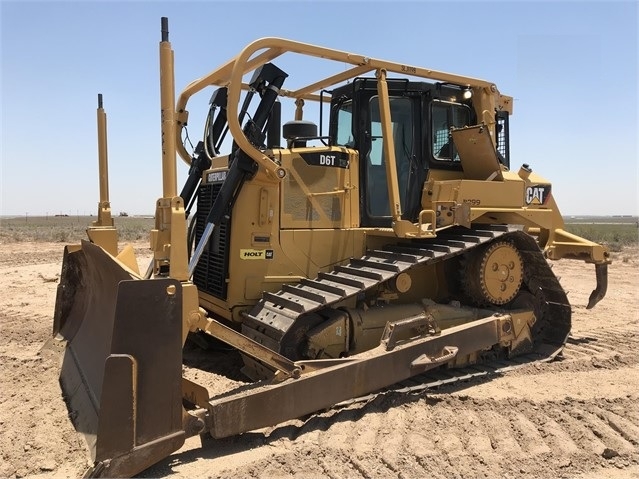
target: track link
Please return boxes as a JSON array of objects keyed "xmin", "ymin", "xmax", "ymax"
[{"xmin": 242, "ymin": 224, "xmax": 571, "ymax": 376}]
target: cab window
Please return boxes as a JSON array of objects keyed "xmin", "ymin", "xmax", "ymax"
[
  {"xmin": 431, "ymin": 100, "xmax": 471, "ymax": 161},
  {"xmin": 335, "ymin": 100, "xmax": 354, "ymax": 147}
]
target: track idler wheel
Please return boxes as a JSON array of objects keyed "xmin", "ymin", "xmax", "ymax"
[{"xmin": 464, "ymin": 241, "xmax": 524, "ymax": 306}]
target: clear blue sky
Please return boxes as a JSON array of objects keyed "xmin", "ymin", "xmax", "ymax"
[{"xmin": 1, "ymin": 1, "xmax": 637, "ymax": 216}]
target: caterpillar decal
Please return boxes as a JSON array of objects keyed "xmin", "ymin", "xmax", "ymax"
[{"xmin": 525, "ymin": 185, "xmax": 551, "ymax": 205}]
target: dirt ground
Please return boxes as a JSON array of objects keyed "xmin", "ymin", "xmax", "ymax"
[{"xmin": 0, "ymin": 241, "xmax": 637, "ymax": 479}]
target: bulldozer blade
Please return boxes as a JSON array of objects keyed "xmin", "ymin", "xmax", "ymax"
[
  {"xmin": 51, "ymin": 241, "xmax": 185, "ymax": 477},
  {"xmin": 587, "ymin": 263, "xmax": 608, "ymax": 309}
]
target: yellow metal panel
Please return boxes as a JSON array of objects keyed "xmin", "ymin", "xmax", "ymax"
[
  {"xmin": 279, "ymin": 149, "xmax": 358, "ymax": 229},
  {"xmin": 279, "ymin": 229, "xmax": 366, "ymax": 276}
]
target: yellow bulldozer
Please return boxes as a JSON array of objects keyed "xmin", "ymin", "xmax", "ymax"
[{"xmin": 49, "ymin": 17, "xmax": 611, "ymax": 477}]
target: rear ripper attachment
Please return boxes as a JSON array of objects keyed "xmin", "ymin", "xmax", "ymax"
[{"xmin": 47, "ymin": 16, "xmax": 610, "ymax": 479}]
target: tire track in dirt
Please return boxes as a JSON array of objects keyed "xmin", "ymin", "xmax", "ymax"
[
  {"xmin": 135, "ymin": 303, "xmax": 639, "ymax": 478},
  {"xmin": 7, "ymin": 306, "xmax": 635, "ymax": 479},
  {"xmin": 0, "ymin": 311, "xmax": 88, "ymax": 478},
  {"xmin": 202, "ymin": 320, "xmax": 638, "ymax": 479},
  {"xmin": 213, "ymin": 395, "xmax": 638, "ymax": 479}
]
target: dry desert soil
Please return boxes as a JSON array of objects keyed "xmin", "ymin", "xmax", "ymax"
[{"xmin": 0, "ymin": 241, "xmax": 637, "ymax": 478}]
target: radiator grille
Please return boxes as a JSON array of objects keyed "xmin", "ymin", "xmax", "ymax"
[
  {"xmin": 496, "ymin": 111, "xmax": 510, "ymax": 168},
  {"xmin": 193, "ymin": 180, "xmax": 229, "ymax": 299}
]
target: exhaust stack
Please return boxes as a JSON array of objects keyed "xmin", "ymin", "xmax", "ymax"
[{"xmin": 87, "ymin": 93, "xmax": 118, "ymax": 256}]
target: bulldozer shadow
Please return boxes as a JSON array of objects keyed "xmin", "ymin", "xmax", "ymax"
[{"xmin": 182, "ymin": 332, "xmax": 248, "ymax": 383}]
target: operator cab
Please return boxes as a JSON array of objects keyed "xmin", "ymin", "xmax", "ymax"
[{"xmin": 329, "ymin": 78, "xmax": 508, "ymax": 228}]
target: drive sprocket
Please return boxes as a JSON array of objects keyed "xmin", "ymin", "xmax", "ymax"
[{"xmin": 463, "ymin": 240, "xmax": 524, "ymax": 305}]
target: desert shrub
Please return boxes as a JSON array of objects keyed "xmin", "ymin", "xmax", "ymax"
[
  {"xmin": 2, "ymin": 215, "xmax": 637, "ymax": 252},
  {"xmin": 0, "ymin": 216, "xmax": 156, "ymax": 243},
  {"xmin": 56, "ymin": 230, "xmax": 69, "ymax": 242},
  {"xmin": 563, "ymin": 223, "xmax": 638, "ymax": 247}
]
